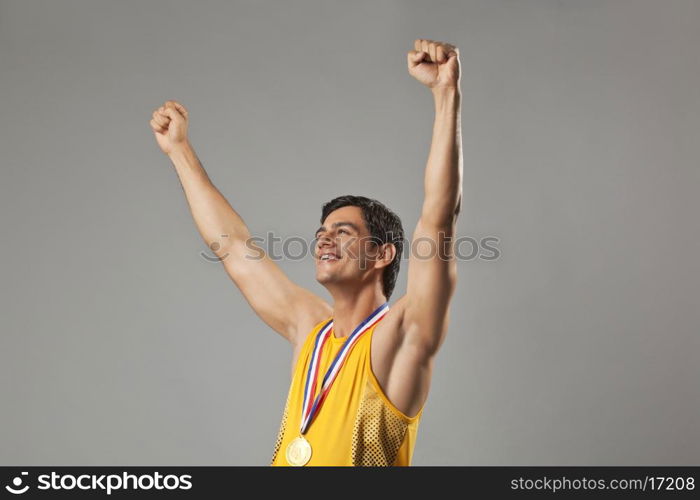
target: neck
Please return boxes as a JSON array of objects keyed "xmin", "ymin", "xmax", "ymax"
[{"xmin": 329, "ymin": 285, "xmax": 387, "ymax": 339}]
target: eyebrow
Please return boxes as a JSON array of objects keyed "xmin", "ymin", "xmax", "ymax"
[{"xmin": 314, "ymin": 221, "xmax": 361, "ymax": 237}]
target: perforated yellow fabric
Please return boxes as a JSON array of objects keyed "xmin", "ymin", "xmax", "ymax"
[
  {"xmin": 270, "ymin": 390, "xmax": 290, "ymax": 464},
  {"xmin": 270, "ymin": 316, "xmax": 424, "ymax": 466},
  {"xmin": 351, "ymin": 378, "xmax": 408, "ymax": 465}
]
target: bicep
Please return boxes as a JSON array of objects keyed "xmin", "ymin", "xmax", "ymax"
[
  {"xmin": 403, "ymin": 217, "xmax": 458, "ymax": 354},
  {"xmin": 221, "ymin": 238, "xmax": 331, "ymax": 343}
]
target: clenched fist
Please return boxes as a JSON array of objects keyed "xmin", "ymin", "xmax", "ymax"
[
  {"xmin": 149, "ymin": 100, "xmax": 190, "ymax": 155},
  {"xmin": 407, "ymin": 39, "xmax": 460, "ymax": 92}
]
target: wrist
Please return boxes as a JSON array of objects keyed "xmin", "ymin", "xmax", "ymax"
[
  {"xmin": 167, "ymin": 140, "xmax": 193, "ymax": 159},
  {"xmin": 432, "ymin": 86, "xmax": 461, "ymax": 100},
  {"xmin": 432, "ymin": 86, "xmax": 461, "ymax": 112}
]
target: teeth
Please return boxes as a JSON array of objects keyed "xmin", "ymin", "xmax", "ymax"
[{"xmin": 320, "ymin": 254, "xmax": 338, "ymax": 261}]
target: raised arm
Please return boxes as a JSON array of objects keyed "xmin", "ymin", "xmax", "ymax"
[
  {"xmin": 149, "ymin": 101, "xmax": 331, "ymax": 345},
  {"xmin": 402, "ymin": 40, "xmax": 463, "ymax": 356}
]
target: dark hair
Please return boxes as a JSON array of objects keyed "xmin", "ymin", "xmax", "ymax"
[{"xmin": 320, "ymin": 195, "xmax": 404, "ymax": 300}]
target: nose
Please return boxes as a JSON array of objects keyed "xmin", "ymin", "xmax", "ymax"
[
  {"xmin": 317, "ymin": 236, "xmax": 331, "ymax": 251},
  {"xmin": 315, "ymin": 234, "xmax": 336, "ymax": 256}
]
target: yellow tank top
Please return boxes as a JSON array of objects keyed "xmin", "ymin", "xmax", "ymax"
[{"xmin": 270, "ymin": 315, "xmax": 424, "ymax": 466}]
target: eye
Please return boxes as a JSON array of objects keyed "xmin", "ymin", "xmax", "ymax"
[{"xmin": 338, "ymin": 229, "xmax": 348, "ymax": 235}]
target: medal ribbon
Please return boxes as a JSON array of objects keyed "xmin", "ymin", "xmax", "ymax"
[{"xmin": 300, "ymin": 302, "xmax": 390, "ymax": 434}]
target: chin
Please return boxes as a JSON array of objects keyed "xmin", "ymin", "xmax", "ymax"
[
  {"xmin": 316, "ymin": 269, "xmax": 343, "ymax": 286},
  {"xmin": 316, "ymin": 273, "xmax": 333, "ymax": 285}
]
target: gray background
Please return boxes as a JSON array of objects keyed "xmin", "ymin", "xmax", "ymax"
[{"xmin": 1, "ymin": 0, "xmax": 698, "ymax": 466}]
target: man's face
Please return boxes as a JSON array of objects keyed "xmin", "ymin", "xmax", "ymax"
[{"xmin": 314, "ymin": 206, "xmax": 379, "ymax": 287}]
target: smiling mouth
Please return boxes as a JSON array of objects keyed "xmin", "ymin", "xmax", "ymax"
[
  {"xmin": 318, "ymin": 252, "xmax": 341, "ymax": 263},
  {"xmin": 319, "ymin": 255, "xmax": 340, "ymax": 262}
]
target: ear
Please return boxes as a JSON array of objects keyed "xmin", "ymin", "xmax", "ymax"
[{"xmin": 373, "ymin": 242, "xmax": 397, "ymax": 271}]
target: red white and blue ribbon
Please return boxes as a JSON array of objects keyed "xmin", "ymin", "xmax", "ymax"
[{"xmin": 300, "ymin": 302, "xmax": 390, "ymax": 434}]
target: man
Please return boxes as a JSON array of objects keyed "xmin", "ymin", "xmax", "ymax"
[{"xmin": 148, "ymin": 39, "xmax": 462, "ymax": 466}]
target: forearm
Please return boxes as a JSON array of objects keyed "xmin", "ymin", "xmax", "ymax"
[
  {"xmin": 422, "ymin": 88, "xmax": 463, "ymax": 227},
  {"xmin": 167, "ymin": 142, "xmax": 251, "ymax": 255}
]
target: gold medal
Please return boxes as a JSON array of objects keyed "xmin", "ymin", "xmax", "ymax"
[{"xmin": 286, "ymin": 435, "xmax": 312, "ymax": 466}]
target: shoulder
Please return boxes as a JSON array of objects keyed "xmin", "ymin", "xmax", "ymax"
[
  {"xmin": 370, "ymin": 295, "xmax": 409, "ymax": 365},
  {"xmin": 376, "ymin": 295, "xmax": 409, "ymax": 338},
  {"xmin": 289, "ymin": 307, "xmax": 332, "ymax": 372},
  {"xmin": 291, "ymin": 302, "xmax": 333, "ymax": 349},
  {"xmin": 368, "ymin": 295, "xmax": 431, "ymax": 418}
]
